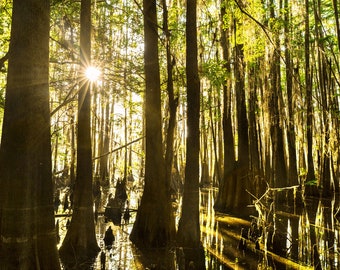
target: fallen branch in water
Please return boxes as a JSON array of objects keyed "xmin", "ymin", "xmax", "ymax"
[{"xmin": 92, "ymin": 136, "xmax": 145, "ymax": 161}]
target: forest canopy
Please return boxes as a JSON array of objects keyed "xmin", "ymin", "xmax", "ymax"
[{"xmin": 0, "ymin": 0, "xmax": 339, "ymax": 208}]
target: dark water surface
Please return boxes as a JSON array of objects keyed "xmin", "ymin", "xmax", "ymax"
[
  {"xmin": 201, "ymin": 188, "xmax": 339, "ymax": 269},
  {"xmin": 56, "ymin": 187, "xmax": 340, "ymax": 269}
]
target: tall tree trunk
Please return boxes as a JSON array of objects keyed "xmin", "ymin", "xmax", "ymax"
[
  {"xmin": 269, "ymin": 47, "xmax": 287, "ymax": 189},
  {"xmin": 100, "ymin": 100, "xmax": 110, "ymax": 187},
  {"xmin": 284, "ymin": 0, "xmax": 299, "ymax": 187},
  {"xmin": 304, "ymin": 0, "xmax": 318, "ymax": 196},
  {"xmin": 268, "ymin": 0, "xmax": 287, "ymax": 191},
  {"xmin": 200, "ymin": 110, "xmax": 210, "ymax": 185},
  {"xmin": 59, "ymin": 0, "xmax": 100, "ymax": 264},
  {"xmin": 162, "ymin": 0, "xmax": 179, "ymax": 195},
  {"xmin": 0, "ymin": 0, "xmax": 60, "ymax": 268},
  {"xmin": 208, "ymin": 90, "xmax": 222, "ymax": 186},
  {"xmin": 70, "ymin": 110, "xmax": 76, "ymax": 188},
  {"xmin": 214, "ymin": 4, "xmax": 236, "ymax": 212},
  {"xmin": 313, "ymin": 0, "xmax": 333, "ymax": 197},
  {"xmin": 177, "ymin": 0, "xmax": 205, "ymax": 268},
  {"xmin": 234, "ymin": 43, "xmax": 250, "ymax": 209},
  {"xmin": 330, "ymin": 78, "xmax": 340, "ymax": 193},
  {"xmin": 248, "ymin": 59, "xmax": 265, "ymax": 197},
  {"xmin": 333, "ymin": 0, "xmax": 340, "ymax": 51},
  {"xmin": 130, "ymin": 0, "xmax": 175, "ymax": 251}
]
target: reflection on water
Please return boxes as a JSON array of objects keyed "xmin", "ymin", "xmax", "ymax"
[
  {"xmin": 200, "ymin": 187, "xmax": 340, "ymax": 269},
  {"xmin": 57, "ymin": 186, "xmax": 141, "ymax": 270},
  {"xmin": 56, "ymin": 186, "xmax": 340, "ymax": 269}
]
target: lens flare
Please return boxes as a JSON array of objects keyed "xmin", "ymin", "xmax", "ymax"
[{"xmin": 85, "ymin": 66, "xmax": 100, "ymax": 82}]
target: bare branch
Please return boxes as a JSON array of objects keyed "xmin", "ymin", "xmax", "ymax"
[
  {"xmin": 0, "ymin": 52, "xmax": 9, "ymax": 69},
  {"xmin": 92, "ymin": 136, "xmax": 145, "ymax": 160}
]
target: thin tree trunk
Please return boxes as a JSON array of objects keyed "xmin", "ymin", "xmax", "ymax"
[
  {"xmin": 313, "ymin": 0, "xmax": 333, "ymax": 197},
  {"xmin": 284, "ymin": 0, "xmax": 298, "ymax": 187},
  {"xmin": 330, "ymin": 78, "xmax": 340, "ymax": 193},
  {"xmin": 162, "ymin": 0, "xmax": 178, "ymax": 195},
  {"xmin": 70, "ymin": 110, "xmax": 76, "ymax": 188},
  {"xmin": 333, "ymin": 0, "xmax": 340, "ymax": 51},
  {"xmin": 208, "ymin": 90, "xmax": 222, "ymax": 186},
  {"xmin": 100, "ymin": 100, "xmax": 110, "ymax": 187},
  {"xmin": 200, "ymin": 109, "xmax": 210, "ymax": 185},
  {"xmin": 304, "ymin": 0, "xmax": 318, "ymax": 196}
]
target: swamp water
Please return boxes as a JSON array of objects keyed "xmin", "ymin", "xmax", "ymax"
[{"xmin": 56, "ymin": 187, "xmax": 340, "ymax": 269}]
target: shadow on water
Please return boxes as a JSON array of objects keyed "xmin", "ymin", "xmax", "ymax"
[
  {"xmin": 56, "ymin": 186, "xmax": 340, "ymax": 269},
  {"xmin": 60, "ymin": 256, "xmax": 98, "ymax": 270}
]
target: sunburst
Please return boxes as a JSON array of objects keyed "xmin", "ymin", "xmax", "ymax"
[{"xmin": 85, "ymin": 66, "xmax": 101, "ymax": 82}]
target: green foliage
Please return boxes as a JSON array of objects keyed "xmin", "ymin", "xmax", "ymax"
[
  {"xmin": 0, "ymin": 0, "xmax": 11, "ymax": 48},
  {"xmin": 0, "ymin": 0, "xmax": 11, "ymax": 128},
  {"xmin": 201, "ymin": 59, "xmax": 227, "ymax": 88},
  {"xmin": 305, "ymin": 179, "xmax": 318, "ymax": 186}
]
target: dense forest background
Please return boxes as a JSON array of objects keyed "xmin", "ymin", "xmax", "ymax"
[
  {"xmin": 1, "ymin": 0, "xmax": 339, "ymax": 200},
  {"xmin": 0, "ymin": 0, "xmax": 339, "ymax": 268}
]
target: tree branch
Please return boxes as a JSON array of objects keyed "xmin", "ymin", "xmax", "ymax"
[
  {"xmin": 233, "ymin": 0, "xmax": 273, "ymax": 43},
  {"xmin": 92, "ymin": 136, "xmax": 145, "ymax": 160},
  {"xmin": 0, "ymin": 52, "xmax": 9, "ymax": 69}
]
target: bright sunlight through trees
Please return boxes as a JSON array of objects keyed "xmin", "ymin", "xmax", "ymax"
[{"xmin": 85, "ymin": 66, "xmax": 100, "ymax": 82}]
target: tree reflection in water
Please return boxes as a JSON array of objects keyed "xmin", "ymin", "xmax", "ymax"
[
  {"xmin": 56, "ymin": 187, "xmax": 340, "ymax": 269},
  {"xmin": 200, "ymin": 187, "xmax": 340, "ymax": 269}
]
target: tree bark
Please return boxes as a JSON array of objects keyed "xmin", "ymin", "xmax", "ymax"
[
  {"xmin": 130, "ymin": 0, "xmax": 175, "ymax": 251},
  {"xmin": 0, "ymin": 0, "xmax": 60, "ymax": 268},
  {"xmin": 162, "ymin": 0, "xmax": 179, "ymax": 195},
  {"xmin": 284, "ymin": 0, "xmax": 299, "ymax": 187},
  {"xmin": 333, "ymin": 0, "xmax": 340, "ymax": 51},
  {"xmin": 304, "ymin": 0, "xmax": 318, "ymax": 196},
  {"xmin": 100, "ymin": 100, "xmax": 110, "ymax": 187},
  {"xmin": 177, "ymin": 1, "xmax": 205, "ymax": 268},
  {"xmin": 214, "ymin": 4, "xmax": 236, "ymax": 212},
  {"xmin": 268, "ymin": 0, "xmax": 287, "ymax": 192},
  {"xmin": 248, "ymin": 59, "xmax": 265, "ymax": 197},
  {"xmin": 234, "ymin": 43, "xmax": 250, "ymax": 209},
  {"xmin": 59, "ymin": 0, "xmax": 100, "ymax": 265},
  {"xmin": 313, "ymin": 0, "xmax": 333, "ymax": 197}
]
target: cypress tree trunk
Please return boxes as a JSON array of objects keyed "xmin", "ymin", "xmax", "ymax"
[
  {"xmin": 269, "ymin": 45, "xmax": 287, "ymax": 189},
  {"xmin": 313, "ymin": 0, "xmax": 333, "ymax": 197},
  {"xmin": 59, "ymin": 0, "xmax": 100, "ymax": 265},
  {"xmin": 268, "ymin": 1, "xmax": 287, "ymax": 193},
  {"xmin": 99, "ymin": 101, "xmax": 110, "ymax": 187},
  {"xmin": 333, "ymin": 0, "xmax": 340, "ymax": 50},
  {"xmin": 304, "ymin": 0, "xmax": 318, "ymax": 196},
  {"xmin": 130, "ymin": 0, "xmax": 175, "ymax": 251},
  {"xmin": 70, "ymin": 111, "xmax": 76, "ymax": 187},
  {"xmin": 177, "ymin": 0, "xmax": 205, "ymax": 268},
  {"xmin": 214, "ymin": 4, "xmax": 236, "ymax": 212},
  {"xmin": 248, "ymin": 59, "xmax": 265, "ymax": 198},
  {"xmin": 0, "ymin": 0, "xmax": 60, "ymax": 268},
  {"xmin": 162, "ymin": 0, "xmax": 179, "ymax": 194},
  {"xmin": 234, "ymin": 43, "xmax": 250, "ymax": 209},
  {"xmin": 284, "ymin": 0, "xmax": 299, "ymax": 187}
]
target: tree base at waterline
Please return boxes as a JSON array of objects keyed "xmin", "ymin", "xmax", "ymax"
[
  {"xmin": 59, "ymin": 245, "xmax": 99, "ymax": 270},
  {"xmin": 177, "ymin": 244, "xmax": 206, "ymax": 270}
]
